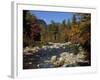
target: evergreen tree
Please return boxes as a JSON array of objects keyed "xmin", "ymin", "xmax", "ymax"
[
  {"xmin": 72, "ymin": 14, "xmax": 77, "ymax": 24},
  {"xmin": 67, "ymin": 19, "xmax": 71, "ymax": 29}
]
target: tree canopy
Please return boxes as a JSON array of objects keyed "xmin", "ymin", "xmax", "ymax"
[{"xmin": 23, "ymin": 10, "xmax": 91, "ymax": 52}]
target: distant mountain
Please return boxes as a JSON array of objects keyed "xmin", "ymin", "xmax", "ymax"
[{"xmin": 37, "ymin": 19, "xmax": 47, "ymax": 28}]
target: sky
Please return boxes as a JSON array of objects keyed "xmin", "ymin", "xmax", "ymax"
[{"xmin": 30, "ymin": 10, "xmax": 75, "ymax": 24}]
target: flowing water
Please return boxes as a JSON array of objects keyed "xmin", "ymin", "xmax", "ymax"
[
  {"xmin": 23, "ymin": 44, "xmax": 90, "ymax": 69},
  {"xmin": 23, "ymin": 47, "xmax": 67, "ymax": 69}
]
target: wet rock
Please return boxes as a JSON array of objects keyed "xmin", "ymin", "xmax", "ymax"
[
  {"xmin": 23, "ymin": 46, "xmax": 40, "ymax": 55},
  {"xmin": 50, "ymin": 55, "xmax": 57, "ymax": 63}
]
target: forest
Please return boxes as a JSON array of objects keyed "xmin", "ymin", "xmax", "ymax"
[{"xmin": 23, "ymin": 10, "xmax": 91, "ymax": 69}]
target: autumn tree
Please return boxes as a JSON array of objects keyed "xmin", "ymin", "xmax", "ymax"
[{"xmin": 79, "ymin": 13, "xmax": 91, "ymax": 52}]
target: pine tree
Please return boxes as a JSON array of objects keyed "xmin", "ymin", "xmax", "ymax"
[
  {"xmin": 72, "ymin": 14, "xmax": 77, "ymax": 24},
  {"xmin": 67, "ymin": 19, "xmax": 71, "ymax": 29}
]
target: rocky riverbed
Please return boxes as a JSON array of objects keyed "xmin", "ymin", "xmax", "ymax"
[{"xmin": 23, "ymin": 42, "xmax": 90, "ymax": 69}]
